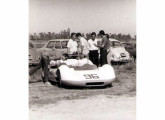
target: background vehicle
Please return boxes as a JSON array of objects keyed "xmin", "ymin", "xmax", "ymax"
[
  {"xmin": 122, "ymin": 42, "xmax": 136, "ymax": 61},
  {"xmin": 37, "ymin": 39, "xmax": 81, "ymax": 58},
  {"xmin": 109, "ymin": 39, "xmax": 132, "ymax": 63},
  {"xmin": 29, "ymin": 40, "xmax": 40, "ymax": 66}
]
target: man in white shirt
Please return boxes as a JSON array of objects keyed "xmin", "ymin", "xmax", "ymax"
[
  {"xmin": 67, "ymin": 33, "xmax": 78, "ymax": 56},
  {"xmin": 76, "ymin": 33, "xmax": 89, "ymax": 57},
  {"xmin": 88, "ymin": 32, "xmax": 99, "ymax": 67}
]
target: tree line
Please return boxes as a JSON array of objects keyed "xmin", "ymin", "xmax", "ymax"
[{"xmin": 30, "ymin": 31, "xmax": 136, "ymax": 42}]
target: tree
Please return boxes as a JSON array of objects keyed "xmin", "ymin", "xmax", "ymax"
[
  {"xmin": 29, "ymin": 34, "xmax": 34, "ymax": 40},
  {"xmin": 117, "ymin": 33, "xmax": 123, "ymax": 41},
  {"xmin": 48, "ymin": 32, "xmax": 52, "ymax": 40},
  {"xmin": 134, "ymin": 35, "xmax": 136, "ymax": 40},
  {"xmin": 43, "ymin": 32, "xmax": 47, "ymax": 38},
  {"xmin": 126, "ymin": 34, "xmax": 131, "ymax": 42},
  {"xmin": 33, "ymin": 33, "xmax": 38, "ymax": 40},
  {"xmin": 39, "ymin": 32, "xmax": 44, "ymax": 39},
  {"xmin": 52, "ymin": 32, "xmax": 55, "ymax": 37}
]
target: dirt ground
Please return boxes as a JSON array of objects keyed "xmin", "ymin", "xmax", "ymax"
[
  {"xmin": 29, "ymin": 63, "xmax": 136, "ymax": 120},
  {"xmin": 29, "ymin": 95, "xmax": 135, "ymax": 120}
]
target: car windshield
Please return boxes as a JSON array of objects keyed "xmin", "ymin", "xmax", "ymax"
[
  {"xmin": 123, "ymin": 43, "xmax": 133, "ymax": 49},
  {"xmin": 47, "ymin": 41, "xmax": 55, "ymax": 48},
  {"xmin": 61, "ymin": 41, "xmax": 68, "ymax": 48},
  {"xmin": 55, "ymin": 41, "xmax": 61, "ymax": 49},
  {"xmin": 111, "ymin": 41, "xmax": 122, "ymax": 47}
]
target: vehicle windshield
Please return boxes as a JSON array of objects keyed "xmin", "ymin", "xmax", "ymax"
[
  {"xmin": 55, "ymin": 41, "xmax": 61, "ymax": 49},
  {"xmin": 123, "ymin": 43, "xmax": 133, "ymax": 49},
  {"xmin": 111, "ymin": 41, "xmax": 123, "ymax": 47},
  {"xmin": 47, "ymin": 41, "xmax": 55, "ymax": 48},
  {"xmin": 61, "ymin": 41, "xmax": 68, "ymax": 48}
]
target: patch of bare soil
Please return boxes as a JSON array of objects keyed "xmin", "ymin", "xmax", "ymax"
[{"xmin": 29, "ymin": 95, "xmax": 136, "ymax": 120}]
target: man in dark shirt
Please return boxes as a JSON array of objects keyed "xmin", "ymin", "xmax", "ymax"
[
  {"xmin": 29, "ymin": 50, "xmax": 65, "ymax": 85},
  {"xmin": 97, "ymin": 30, "xmax": 110, "ymax": 66}
]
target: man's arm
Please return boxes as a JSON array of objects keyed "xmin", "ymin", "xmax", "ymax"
[
  {"xmin": 80, "ymin": 39, "xmax": 84, "ymax": 53},
  {"xmin": 67, "ymin": 40, "xmax": 71, "ymax": 54},
  {"xmin": 67, "ymin": 47, "xmax": 70, "ymax": 54},
  {"xmin": 94, "ymin": 38, "xmax": 106, "ymax": 48}
]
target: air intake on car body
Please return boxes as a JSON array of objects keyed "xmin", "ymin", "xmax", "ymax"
[{"xmin": 86, "ymin": 82, "xmax": 104, "ymax": 86}]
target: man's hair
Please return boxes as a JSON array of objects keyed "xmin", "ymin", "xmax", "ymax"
[
  {"xmin": 76, "ymin": 33, "xmax": 82, "ymax": 37},
  {"xmin": 105, "ymin": 34, "xmax": 110, "ymax": 39},
  {"xmin": 91, "ymin": 32, "xmax": 96, "ymax": 36},
  {"xmin": 71, "ymin": 32, "xmax": 76, "ymax": 38},
  {"xmin": 99, "ymin": 30, "xmax": 105, "ymax": 35}
]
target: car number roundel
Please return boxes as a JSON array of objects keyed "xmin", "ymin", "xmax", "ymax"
[{"xmin": 83, "ymin": 74, "xmax": 99, "ymax": 79}]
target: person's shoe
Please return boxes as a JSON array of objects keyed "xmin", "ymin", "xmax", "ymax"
[{"xmin": 44, "ymin": 82, "xmax": 51, "ymax": 85}]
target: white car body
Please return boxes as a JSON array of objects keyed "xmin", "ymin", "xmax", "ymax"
[
  {"xmin": 110, "ymin": 39, "xmax": 132, "ymax": 62},
  {"xmin": 49, "ymin": 58, "xmax": 116, "ymax": 87}
]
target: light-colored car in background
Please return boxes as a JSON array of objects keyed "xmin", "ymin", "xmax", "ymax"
[
  {"xmin": 110, "ymin": 39, "xmax": 132, "ymax": 63},
  {"xmin": 29, "ymin": 40, "xmax": 40, "ymax": 66},
  {"xmin": 97, "ymin": 38, "xmax": 132, "ymax": 63},
  {"xmin": 37, "ymin": 38, "xmax": 131, "ymax": 63},
  {"xmin": 37, "ymin": 39, "xmax": 81, "ymax": 59}
]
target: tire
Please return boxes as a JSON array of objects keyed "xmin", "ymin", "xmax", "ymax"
[{"xmin": 56, "ymin": 69, "xmax": 63, "ymax": 87}]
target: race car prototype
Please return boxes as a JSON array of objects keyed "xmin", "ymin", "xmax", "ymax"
[{"xmin": 48, "ymin": 58, "xmax": 116, "ymax": 87}]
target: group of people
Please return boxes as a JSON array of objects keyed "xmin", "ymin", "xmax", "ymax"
[
  {"xmin": 29, "ymin": 30, "xmax": 111, "ymax": 85},
  {"xmin": 67, "ymin": 30, "xmax": 111, "ymax": 67}
]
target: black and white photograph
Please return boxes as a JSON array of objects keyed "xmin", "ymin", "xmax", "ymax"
[{"xmin": 29, "ymin": 0, "xmax": 136, "ymax": 119}]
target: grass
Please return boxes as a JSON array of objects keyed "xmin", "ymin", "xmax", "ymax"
[
  {"xmin": 114, "ymin": 61, "xmax": 136, "ymax": 92},
  {"xmin": 29, "ymin": 68, "xmax": 42, "ymax": 83}
]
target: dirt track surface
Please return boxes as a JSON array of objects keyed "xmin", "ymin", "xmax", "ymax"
[{"xmin": 29, "ymin": 95, "xmax": 136, "ymax": 120}]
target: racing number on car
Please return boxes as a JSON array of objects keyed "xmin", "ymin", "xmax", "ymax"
[{"xmin": 84, "ymin": 74, "xmax": 99, "ymax": 79}]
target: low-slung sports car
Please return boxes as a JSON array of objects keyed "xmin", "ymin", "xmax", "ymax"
[{"xmin": 48, "ymin": 58, "xmax": 116, "ymax": 87}]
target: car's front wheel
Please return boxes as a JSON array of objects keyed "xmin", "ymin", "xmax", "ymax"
[{"xmin": 56, "ymin": 69, "xmax": 63, "ymax": 87}]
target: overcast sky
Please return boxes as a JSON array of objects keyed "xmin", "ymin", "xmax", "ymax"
[{"xmin": 29, "ymin": 0, "xmax": 136, "ymax": 36}]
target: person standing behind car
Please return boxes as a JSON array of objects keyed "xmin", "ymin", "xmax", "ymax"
[
  {"xmin": 76, "ymin": 33, "xmax": 89, "ymax": 58},
  {"xmin": 96, "ymin": 30, "xmax": 110, "ymax": 66},
  {"xmin": 88, "ymin": 32, "xmax": 99, "ymax": 67},
  {"xmin": 67, "ymin": 33, "xmax": 78, "ymax": 58},
  {"xmin": 105, "ymin": 34, "xmax": 111, "ymax": 65},
  {"xmin": 29, "ymin": 50, "xmax": 65, "ymax": 85}
]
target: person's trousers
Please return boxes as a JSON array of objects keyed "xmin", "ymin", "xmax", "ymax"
[
  {"xmin": 89, "ymin": 50, "xmax": 99, "ymax": 67},
  {"xmin": 100, "ymin": 49, "xmax": 108, "ymax": 66},
  {"xmin": 107, "ymin": 49, "xmax": 111, "ymax": 65},
  {"xmin": 29, "ymin": 55, "xmax": 49, "ymax": 83}
]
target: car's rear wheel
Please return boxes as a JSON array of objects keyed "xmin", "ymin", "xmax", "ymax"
[{"xmin": 56, "ymin": 69, "xmax": 63, "ymax": 87}]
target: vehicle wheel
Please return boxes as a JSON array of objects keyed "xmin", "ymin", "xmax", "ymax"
[{"xmin": 56, "ymin": 69, "xmax": 63, "ymax": 87}]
